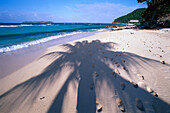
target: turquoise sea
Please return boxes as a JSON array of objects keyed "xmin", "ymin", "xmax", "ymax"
[{"xmin": 0, "ymin": 23, "xmax": 121, "ymax": 53}]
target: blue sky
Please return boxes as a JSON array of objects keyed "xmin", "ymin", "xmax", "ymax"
[{"xmin": 0, "ymin": 0, "xmax": 146, "ymax": 23}]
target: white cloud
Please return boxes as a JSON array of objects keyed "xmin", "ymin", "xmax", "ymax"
[
  {"xmin": 66, "ymin": 3, "xmax": 138, "ymax": 23},
  {"xmin": 0, "ymin": 11, "xmax": 77, "ymax": 23},
  {"xmin": 0, "ymin": 3, "xmax": 139, "ymax": 23},
  {"xmin": 0, "ymin": 11, "xmax": 57, "ymax": 22}
]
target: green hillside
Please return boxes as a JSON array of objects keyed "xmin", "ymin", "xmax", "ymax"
[{"xmin": 113, "ymin": 8, "xmax": 146, "ymax": 23}]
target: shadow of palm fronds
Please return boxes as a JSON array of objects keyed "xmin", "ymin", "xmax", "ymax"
[{"xmin": 0, "ymin": 40, "xmax": 169, "ymax": 113}]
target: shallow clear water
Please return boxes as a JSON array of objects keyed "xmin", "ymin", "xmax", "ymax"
[{"xmin": 0, "ymin": 23, "xmax": 121, "ymax": 53}]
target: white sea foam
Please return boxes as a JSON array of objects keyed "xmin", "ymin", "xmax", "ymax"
[
  {"xmin": 0, "ymin": 24, "xmax": 53, "ymax": 27},
  {"xmin": 97, "ymin": 28, "xmax": 106, "ymax": 31},
  {"xmin": 0, "ymin": 31, "xmax": 82, "ymax": 53},
  {"xmin": 90, "ymin": 28, "xmax": 106, "ymax": 32},
  {"xmin": 0, "ymin": 25, "xmax": 19, "ymax": 27},
  {"xmin": 0, "ymin": 28, "xmax": 107, "ymax": 53}
]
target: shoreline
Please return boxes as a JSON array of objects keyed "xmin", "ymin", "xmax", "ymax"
[
  {"xmin": 0, "ymin": 28, "xmax": 170, "ymax": 113},
  {"xmin": 0, "ymin": 31, "xmax": 102, "ymax": 79}
]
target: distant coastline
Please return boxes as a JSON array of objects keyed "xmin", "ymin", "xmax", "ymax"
[{"xmin": 22, "ymin": 21, "xmax": 54, "ymax": 24}]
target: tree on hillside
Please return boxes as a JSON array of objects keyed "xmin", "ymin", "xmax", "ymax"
[
  {"xmin": 114, "ymin": 8, "xmax": 146, "ymax": 23},
  {"xmin": 137, "ymin": 0, "xmax": 170, "ymax": 27}
]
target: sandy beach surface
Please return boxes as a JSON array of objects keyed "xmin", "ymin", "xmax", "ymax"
[{"xmin": 0, "ymin": 28, "xmax": 170, "ymax": 113}]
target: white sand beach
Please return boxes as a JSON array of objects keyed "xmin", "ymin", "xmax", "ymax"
[{"xmin": 0, "ymin": 28, "xmax": 170, "ymax": 113}]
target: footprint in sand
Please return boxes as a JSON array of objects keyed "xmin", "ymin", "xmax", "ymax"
[
  {"xmin": 40, "ymin": 97, "xmax": 45, "ymax": 100},
  {"xmin": 157, "ymin": 54, "xmax": 162, "ymax": 57},
  {"xmin": 136, "ymin": 98, "xmax": 144, "ymax": 111},
  {"xmin": 96, "ymin": 100, "xmax": 102, "ymax": 112},
  {"xmin": 138, "ymin": 82, "xmax": 146, "ymax": 89},
  {"xmin": 94, "ymin": 71, "xmax": 99, "ymax": 77},
  {"xmin": 104, "ymin": 55, "xmax": 107, "ymax": 58},
  {"xmin": 116, "ymin": 98, "xmax": 125, "ymax": 112},
  {"xmin": 120, "ymin": 82, "xmax": 126, "ymax": 90},
  {"xmin": 116, "ymin": 64, "xmax": 120, "ymax": 67},
  {"xmin": 158, "ymin": 47, "xmax": 161, "ymax": 49},
  {"xmin": 114, "ymin": 69, "xmax": 120, "ymax": 74},
  {"xmin": 122, "ymin": 59, "xmax": 125, "ymax": 63},
  {"xmin": 110, "ymin": 57, "xmax": 113, "ymax": 61},
  {"xmin": 137, "ymin": 74, "xmax": 144, "ymax": 80},
  {"xmin": 89, "ymin": 83, "xmax": 94, "ymax": 90},
  {"xmin": 148, "ymin": 50, "xmax": 151, "ymax": 52},
  {"xmin": 122, "ymin": 66, "xmax": 126, "ymax": 70},
  {"xmin": 152, "ymin": 92, "xmax": 158, "ymax": 97},
  {"xmin": 147, "ymin": 87, "xmax": 158, "ymax": 97},
  {"xmin": 160, "ymin": 60, "xmax": 165, "ymax": 64},
  {"xmin": 129, "ymin": 80, "xmax": 138, "ymax": 88},
  {"xmin": 114, "ymin": 61, "xmax": 118, "ymax": 64},
  {"xmin": 147, "ymin": 87, "xmax": 153, "ymax": 93},
  {"xmin": 112, "ymin": 71, "xmax": 117, "ymax": 78},
  {"xmin": 114, "ymin": 61, "xmax": 120, "ymax": 67}
]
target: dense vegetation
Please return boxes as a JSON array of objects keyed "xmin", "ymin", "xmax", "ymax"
[
  {"xmin": 113, "ymin": 8, "xmax": 146, "ymax": 23},
  {"xmin": 137, "ymin": 0, "xmax": 170, "ymax": 27}
]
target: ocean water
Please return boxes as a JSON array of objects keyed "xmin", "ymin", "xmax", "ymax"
[{"xmin": 0, "ymin": 23, "xmax": 121, "ymax": 53}]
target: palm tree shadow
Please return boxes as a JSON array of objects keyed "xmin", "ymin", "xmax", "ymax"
[
  {"xmin": 0, "ymin": 40, "xmax": 170, "ymax": 113},
  {"xmin": 46, "ymin": 40, "xmax": 170, "ymax": 113}
]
